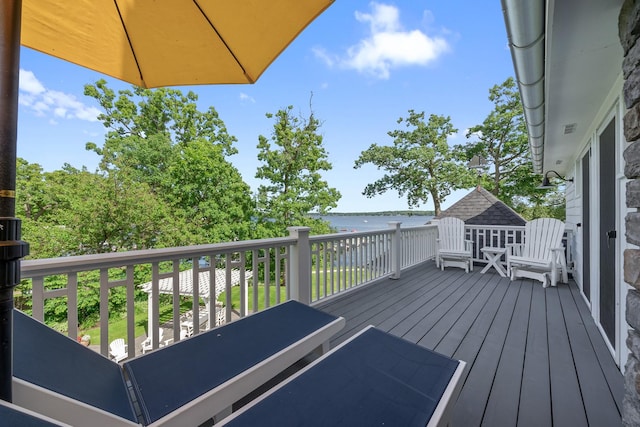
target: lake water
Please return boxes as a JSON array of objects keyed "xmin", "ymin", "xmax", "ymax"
[{"xmin": 316, "ymin": 214, "xmax": 433, "ymax": 232}]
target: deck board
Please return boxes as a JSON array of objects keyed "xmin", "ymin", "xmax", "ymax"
[
  {"xmin": 481, "ymin": 279, "xmax": 531, "ymax": 427},
  {"xmin": 313, "ymin": 262, "xmax": 623, "ymax": 427},
  {"xmin": 558, "ymin": 281, "xmax": 621, "ymax": 426},
  {"xmin": 517, "ymin": 280, "xmax": 551, "ymax": 427}
]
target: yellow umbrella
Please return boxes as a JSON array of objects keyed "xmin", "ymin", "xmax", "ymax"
[
  {"xmin": 21, "ymin": 0, "xmax": 334, "ymax": 88},
  {"xmin": 0, "ymin": 0, "xmax": 333, "ymax": 402}
]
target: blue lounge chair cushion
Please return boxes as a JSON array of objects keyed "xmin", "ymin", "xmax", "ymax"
[
  {"xmin": 124, "ymin": 300, "xmax": 341, "ymax": 424},
  {"xmin": 0, "ymin": 400, "xmax": 69, "ymax": 427},
  {"xmin": 221, "ymin": 327, "xmax": 462, "ymax": 427},
  {"xmin": 13, "ymin": 309, "xmax": 138, "ymax": 423}
]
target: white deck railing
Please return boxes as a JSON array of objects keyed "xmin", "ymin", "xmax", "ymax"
[{"xmin": 17, "ymin": 222, "xmax": 572, "ymax": 360}]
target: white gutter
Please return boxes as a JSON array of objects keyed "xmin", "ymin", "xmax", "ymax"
[{"xmin": 501, "ymin": 0, "xmax": 545, "ymax": 174}]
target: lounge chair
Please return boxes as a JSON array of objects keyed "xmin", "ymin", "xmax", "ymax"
[
  {"xmin": 217, "ymin": 326, "xmax": 466, "ymax": 427},
  {"xmin": 12, "ymin": 301, "xmax": 345, "ymax": 426},
  {"xmin": 0, "ymin": 398, "xmax": 71, "ymax": 427},
  {"xmin": 506, "ymin": 217, "xmax": 568, "ymax": 287},
  {"xmin": 436, "ymin": 217, "xmax": 473, "ymax": 272},
  {"xmin": 109, "ymin": 338, "xmax": 128, "ymax": 362},
  {"xmin": 13, "ymin": 310, "xmax": 139, "ymax": 427},
  {"xmin": 124, "ymin": 300, "xmax": 345, "ymax": 425}
]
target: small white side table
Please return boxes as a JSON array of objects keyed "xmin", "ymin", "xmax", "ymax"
[{"xmin": 480, "ymin": 247, "xmax": 507, "ymax": 277}]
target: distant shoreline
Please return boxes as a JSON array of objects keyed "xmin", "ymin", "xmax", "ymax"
[{"xmin": 313, "ymin": 210, "xmax": 434, "ymax": 217}]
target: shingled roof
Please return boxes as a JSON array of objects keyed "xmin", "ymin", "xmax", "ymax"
[{"xmin": 435, "ymin": 186, "xmax": 526, "ymax": 226}]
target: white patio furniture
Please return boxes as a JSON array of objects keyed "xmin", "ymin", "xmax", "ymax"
[
  {"xmin": 141, "ymin": 268, "xmax": 252, "ymax": 337},
  {"xmin": 436, "ymin": 217, "xmax": 473, "ymax": 273},
  {"xmin": 180, "ymin": 308, "xmax": 210, "ymax": 338},
  {"xmin": 109, "ymin": 338, "xmax": 128, "ymax": 363},
  {"xmin": 480, "ymin": 246, "xmax": 507, "ymax": 277},
  {"xmin": 506, "ymin": 218, "xmax": 569, "ymax": 288},
  {"xmin": 141, "ymin": 328, "xmax": 166, "ymax": 354}
]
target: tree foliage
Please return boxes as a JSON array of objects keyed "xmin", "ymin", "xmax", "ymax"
[
  {"xmin": 255, "ymin": 104, "xmax": 340, "ymax": 235},
  {"xmin": 354, "ymin": 110, "xmax": 474, "ymax": 216},
  {"xmin": 84, "ymin": 80, "xmax": 255, "ymax": 245},
  {"xmin": 454, "ymin": 77, "xmax": 565, "ymax": 219},
  {"xmin": 15, "ymin": 80, "xmax": 260, "ymax": 325}
]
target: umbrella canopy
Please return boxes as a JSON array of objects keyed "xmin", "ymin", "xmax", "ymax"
[{"xmin": 21, "ymin": 0, "xmax": 334, "ymax": 88}]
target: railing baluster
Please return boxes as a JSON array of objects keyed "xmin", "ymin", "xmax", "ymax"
[{"xmin": 66, "ymin": 273, "xmax": 78, "ymax": 341}]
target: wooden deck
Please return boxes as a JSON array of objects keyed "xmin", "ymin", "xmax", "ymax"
[{"xmin": 314, "ymin": 262, "xmax": 624, "ymax": 427}]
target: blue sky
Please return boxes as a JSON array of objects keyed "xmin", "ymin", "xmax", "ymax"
[{"xmin": 16, "ymin": 1, "xmax": 515, "ymax": 213}]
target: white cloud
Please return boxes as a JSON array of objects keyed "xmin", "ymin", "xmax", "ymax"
[
  {"xmin": 19, "ymin": 70, "xmax": 45, "ymax": 95},
  {"xmin": 18, "ymin": 69, "xmax": 100, "ymax": 122},
  {"xmin": 315, "ymin": 3, "xmax": 450, "ymax": 79},
  {"xmin": 239, "ymin": 92, "xmax": 256, "ymax": 103}
]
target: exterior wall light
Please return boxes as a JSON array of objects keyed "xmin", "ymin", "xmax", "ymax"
[{"xmin": 538, "ymin": 170, "xmax": 574, "ymax": 189}]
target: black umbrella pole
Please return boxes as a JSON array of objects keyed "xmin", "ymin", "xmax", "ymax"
[{"xmin": 0, "ymin": 0, "xmax": 29, "ymax": 403}]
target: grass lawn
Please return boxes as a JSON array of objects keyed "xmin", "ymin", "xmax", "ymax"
[
  {"xmin": 79, "ymin": 299, "xmax": 194, "ymax": 345},
  {"xmin": 219, "ymin": 267, "xmax": 370, "ymax": 311}
]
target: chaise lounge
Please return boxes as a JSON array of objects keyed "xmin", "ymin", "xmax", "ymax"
[
  {"xmin": 217, "ymin": 326, "xmax": 466, "ymax": 427},
  {"xmin": 12, "ymin": 300, "xmax": 345, "ymax": 426}
]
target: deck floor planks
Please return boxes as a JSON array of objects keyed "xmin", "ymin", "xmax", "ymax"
[
  {"xmin": 316, "ymin": 261, "xmax": 623, "ymax": 427},
  {"xmin": 329, "ymin": 269, "xmax": 456, "ymax": 341},
  {"xmin": 517, "ymin": 280, "xmax": 551, "ymax": 427},
  {"xmin": 568, "ymin": 282, "xmax": 625, "ymax": 412},
  {"xmin": 412, "ymin": 272, "xmax": 494, "ymax": 349},
  {"xmin": 361, "ymin": 268, "xmax": 468, "ymax": 335},
  {"xmin": 387, "ymin": 270, "xmax": 474, "ymax": 338},
  {"xmin": 451, "ymin": 273, "xmax": 522, "ymax": 426},
  {"xmin": 546, "ymin": 287, "xmax": 589, "ymax": 426},
  {"xmin": 432, "ymin": 272, "xmax": 505, "ymax": 358},
  {"xmin": 557, "ymin": 281, "xmax": 622, "ymax": 424},
  {"xmin": 481, "ymin": 280, "xmax": 532, "ymax": 426},
  {"xmin": 318, "ymin": 267, "xmax": 457, "ymax": 344}
]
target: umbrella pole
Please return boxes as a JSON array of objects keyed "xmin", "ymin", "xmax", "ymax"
[{"xmin": 0, "ymin": 0, "xmax": 30, "ymax": 403}]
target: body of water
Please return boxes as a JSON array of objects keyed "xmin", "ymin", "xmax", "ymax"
[{"xmin": 316, "ymin": 214, "xmax": 433, "ymax": 232}]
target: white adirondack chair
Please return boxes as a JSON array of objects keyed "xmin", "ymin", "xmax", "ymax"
[
  {"xmin": 108, "ymin": 338, "xmax": 128, "ymax": 363},
  {"xmin": 141, "ymin": 328, "xmax": 166, "ymax": 354},
  {"xmin": 436, "ymin": 217, "xmax": 473, "ymax": 273},
  {"xmin": 506, "ymin": 218, "xmax": 569, "ymax": 288}
]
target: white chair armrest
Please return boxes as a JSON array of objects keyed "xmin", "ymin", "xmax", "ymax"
[{"xmin": 505, "ymin": 243, "xmax": 524, "ymax": 256}]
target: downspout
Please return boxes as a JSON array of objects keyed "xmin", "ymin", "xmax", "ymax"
[{"xmin": 501, "ymin": 0, "xmax": 546, "ymax": 174}]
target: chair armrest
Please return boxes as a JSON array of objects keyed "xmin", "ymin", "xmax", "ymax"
[
  {"xmin": 505, "ymin": 243, "xmax": 524, "ymax": 256},
  {"xmin": 550, "ymin": 247, "xmax": 566, "ymax": 262}
]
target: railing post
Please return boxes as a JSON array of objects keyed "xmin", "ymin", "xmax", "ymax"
[
  {"xmin": 288, "ymin": 227, "xmax": 311, "ymax": 305},
  {"xmin": 389, "ymin": 222, "xmax": 401, "ymax": 279}
]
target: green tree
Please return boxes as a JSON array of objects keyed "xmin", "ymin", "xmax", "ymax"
[
  {"xmin": 166, "ymin": 138, "xmax": 255, "ymax": 243},
  {"xmin": 255, "ymin": 105, "xmax": 340, "ymax": 235},
  {"xmin": 354, "ymin": 110, "xmax": 473, "ymax": 216},
  {"xmin": 456, "ymin": 78, "xmax": 544, "ymax": 209},
  {"xmin": 84, "ymin": 79, "xmax": 256, "ymax": 244}
]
